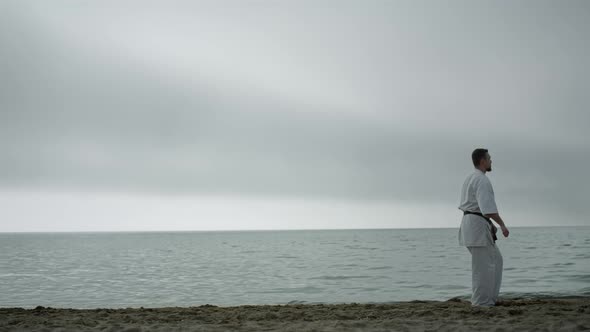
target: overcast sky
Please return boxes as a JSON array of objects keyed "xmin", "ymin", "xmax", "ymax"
[{"xmin": 1, "ymin": 0, "xmax": 589, "ymax": 232}]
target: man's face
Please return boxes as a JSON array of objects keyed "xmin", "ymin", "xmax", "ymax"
[{"xmin": 484, "ymin": 153, "xmax": 492, "ymax": 172}]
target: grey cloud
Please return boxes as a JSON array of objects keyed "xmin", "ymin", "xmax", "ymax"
[{"xmin": 1, "ymin": 1, "xmax": 589, "ymax": 225}]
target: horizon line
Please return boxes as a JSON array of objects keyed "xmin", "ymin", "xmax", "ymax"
[{"xmin": 1, "ymin": 225, "xmax": 588, "ymax": 234}]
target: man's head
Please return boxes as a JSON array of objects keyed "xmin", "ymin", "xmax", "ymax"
[{"xmin": 472, "ymin": 148, "xmax": 492, "ymax": 172}]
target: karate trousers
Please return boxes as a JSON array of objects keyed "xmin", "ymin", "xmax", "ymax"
[{"xmin": 466, "ymin": 244, "xmax": 503, "ymax": 306}]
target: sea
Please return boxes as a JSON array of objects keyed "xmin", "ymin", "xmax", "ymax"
[{"xmin": 1, "ymin": 227, "xmax": 589, "ymax": 309}]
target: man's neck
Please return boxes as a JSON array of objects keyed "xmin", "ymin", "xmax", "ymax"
[{"xmin": 476, "ymin": 167, "xmax": 487, "ymax": 174}]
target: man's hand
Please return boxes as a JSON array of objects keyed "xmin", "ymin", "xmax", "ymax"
[
  {"xmin": 486, "ymin": 213, "xmax": 509, "ymax": 238},
  {"xmin": 501, "ymin": 226, "xmax": 509, "ymax": 238}
]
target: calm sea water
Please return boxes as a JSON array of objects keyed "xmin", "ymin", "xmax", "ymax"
[{"xmin": 1, "ymin": 227, "xmax": 589, "ymax": 309}]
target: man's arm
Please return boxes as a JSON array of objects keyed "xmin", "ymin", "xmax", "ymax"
[
  {"xmin": 484, "ymin": 213, "xmax": 505, "ymax": 227},
  {"xmin": 476, "ymin": 177, "xmax": 509, "ymax": 237},
  {"xmin": 485, "ymin": 213, "xmax": 509, "ymax": 237}
]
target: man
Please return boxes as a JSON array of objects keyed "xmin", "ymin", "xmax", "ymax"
[{"xmin": 458, "ymin": 148, "xmax": 510, "ymax": 307}]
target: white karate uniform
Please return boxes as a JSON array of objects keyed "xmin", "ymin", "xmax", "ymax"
[{"xmin": 458, "ymin": 168, "xmax": 503, "ymax": 306}]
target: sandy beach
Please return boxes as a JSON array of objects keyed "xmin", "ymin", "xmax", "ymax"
[{"xmin": 1, "ymin": 297, "xmax": 589, "ymax": 332}]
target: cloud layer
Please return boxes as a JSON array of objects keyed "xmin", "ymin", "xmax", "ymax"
[{"xmin": 1, "ymin": 1, "xmax": 589, "ymax": 230}]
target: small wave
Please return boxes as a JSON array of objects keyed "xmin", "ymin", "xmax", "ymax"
[
  {"xmin": 309, "ymin": 275, "xmax": 373, "ymax": 280},
  {"xmin": 551, "ymin": 262, "xmax": 575, "ymax": 266},
  {"xmin": 568, "ymin": 274, "xmax": 590, "ymax": 282},
  {"xmin": 0, "ymin": 273, "xmax": 17, "ymax": 278},
  {"xmin": 343, "ymin": 245, "xmax": 379, "ymax": 250},
  {"xmin": 340, "ymin": 286, "xmax": 382, "ymax": 292},
  {"xmin": 367, "ymin": 266, "xmax": 391, "ymax": 271},
  {"xmin": 437, "ymin": 285, "xmax": 467, "ymax": 290},
  {"xmin": 395, "ymin": 280, "xmax": 411, "ymax": 284},
  {"xmin": 361, "ymin": 287, "xmax": 381, "ymax": 291},
  {"xmin": 258, "ymin": 286, "xmax": 324, "ymax": 294},
  {"xmin": 328, "ymin": 263, "xmax": 359, "ymax": 268},
  {"xmin": 573, "ymin": 254, "xmax": 590, "ymax": 259},
  {"xmin": 0, "ymin": 273, "xmax": 55, "ymax": 281},
  {"xmin": 403, "ymin": 284, "xmax": 433, "ymax": 289},
  {"xmin": 274, "ymin": 255, "xmax": 298, "ymax": 259}
]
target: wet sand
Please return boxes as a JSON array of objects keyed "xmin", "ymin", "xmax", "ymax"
[{"xmin": 1, "ymin": 297, "xmax": 589, "ymax": 331}]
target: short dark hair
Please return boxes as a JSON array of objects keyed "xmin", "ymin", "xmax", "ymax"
[{"xmin": 472, "ymin": 148, "xmax": 488, "ymax": 167}]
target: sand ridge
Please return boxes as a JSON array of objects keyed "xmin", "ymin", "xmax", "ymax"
[{"xmin": 1, "ymin": 297, "xmax": 589, "ymax": 331}]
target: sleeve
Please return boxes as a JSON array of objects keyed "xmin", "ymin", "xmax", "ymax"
[{"xmin": 476, "ymin": 177, "xmax": 498, "ymax": 215}]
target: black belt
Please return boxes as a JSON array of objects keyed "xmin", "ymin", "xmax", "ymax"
[{"xmin": 463, "ymin": 211, "xmax": 497, "ymax": 243}]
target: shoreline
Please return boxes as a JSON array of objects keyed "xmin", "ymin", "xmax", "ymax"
[{"xmin": 2, "ymin": 297, "xmax": 589, "ymax": 331}]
